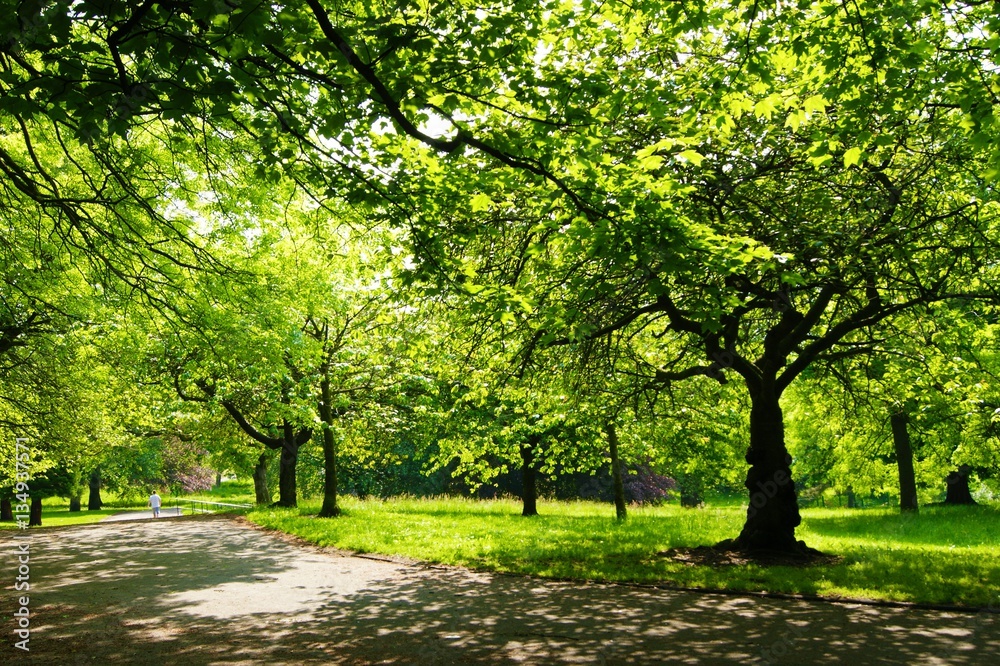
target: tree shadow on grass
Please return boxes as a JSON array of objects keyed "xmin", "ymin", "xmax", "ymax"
[{"xmin": 0, "ymin": 516, "xmax": 997, "ymax": 665}]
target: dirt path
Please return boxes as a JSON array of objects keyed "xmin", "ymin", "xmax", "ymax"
[{"xmin": 2, "ymin": 516, "xmax": 997, "ymax": 665}]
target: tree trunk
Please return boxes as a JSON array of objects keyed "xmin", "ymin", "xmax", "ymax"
[
  {"xmin": 69, "ymin": 494, "xmax": 82, "ymax": 512},
  {"xmin": 890, "ymin": 412, "xmax": 919, "ymax": 513},
  {"xmin": 215, "ymin": 472, "xmax": 222, "ymax": 488},
  {"xmin": 88, "ymin": 468, "xmax": 103, "ymax": 510},
  {"xmin": 29, "ymin": 496, "xmax": 42, "ymax": 527},
  {"xmin": 276, "ymin": 421, "xmax": 298, "ymax": 508},
  {"xmin": 605, "ymin": 422, "xmax": 627, "ymax": 521},
  {"xmin": 520, "ymin": 440, "xmax": 539, "ymax": 517},
  {"xmin": 727, "ymin": 386, "xmax": 805, "ymax": 554},
  {"xmin": 318, "ymin": 376, "xmax": 341, "ymax": 518},
  {"xmin": 253, "ymin": 452, "xmax": 271, "ymax": 505},
  {"xmin": 1, "ymin": 498, "xmax": 12, "ymax": 521},
  {"xmin": 944, "ymin": 466, "xmax": 977, "ymax": 505},
  {"xmin": 846, "ymin": 485, "xmax": 857, "ymax": 508}
]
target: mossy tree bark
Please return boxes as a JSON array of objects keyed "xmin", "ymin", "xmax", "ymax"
[{"xmin": 252, "ymin": 452, "xmax": 271, "ymax": 505}]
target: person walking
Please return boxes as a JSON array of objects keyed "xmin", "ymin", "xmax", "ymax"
[{"xmin": 148, "ymin": 490, "xmax": 162, "ymax": 518}]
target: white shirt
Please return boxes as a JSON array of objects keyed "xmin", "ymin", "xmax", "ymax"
[{"xmin": 149, "ymin": 494, "xmax": 161, "ymax": 508}]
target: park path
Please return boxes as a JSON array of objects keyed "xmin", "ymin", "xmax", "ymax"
[
  {"xmin": 1, "ymin": 516, "xmax": 997, "ymax": 665},
  {"xmin": 101, "ymin": 507, "xmax": 183, "ymax": 522}
]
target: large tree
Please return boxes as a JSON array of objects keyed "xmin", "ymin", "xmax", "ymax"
[
  {"xmin": 4, "ymin": 0, "xmax": 999, "ymax": 553},
  {"xmin": 383, "ymin": 3, "xmax": 1000, "ymax": 555}
]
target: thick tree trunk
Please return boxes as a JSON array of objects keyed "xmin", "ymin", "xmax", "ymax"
[
  {"xmin": 69, "ymin": 494, "xmax": 82, "ymax": 512},
  {"xmin": 944, "ymin": 466, "xmax": 976, "ymax": 505},
  {"xmin": 520, "ymin": 440, "xmax": 539, "ymax": 517},
  {"xmin": 727, "ymin": 387, "xmax": 804, "ymax": 554},
  {"xmin": 1, "ymin": 498, "xmax": 12, "ymax": 521},
  {"xmin": 846, "ymin": 485, "xmax": 857, "ymax": 508},
  {"xmin": 215, "ymin": 472, "xmax": 222, "ymax": 488},
  {"xmin": 29, "ymin": 496, "xmax": 42, "ymax": 527},
  {"xmin": 275, "ymin": 421, "xmax": 298, "ymax": 508},
  {"xmin": 605, "ymin": 422, "xmax": 627, "ymax": 521},
  {"xmin": 890, "ymin": 412, "xmax": 919, "ymax": 513},
  {"xmin": 318, "ymin": 377, "xmax": 341, "ymax": 518},
  {"xmin": 88, "ymin": 468, "xmax": 103, "ymax": 510},
  {"xmin": 253, "ymin": 452, "xmax": 271, "ymax": 505}
]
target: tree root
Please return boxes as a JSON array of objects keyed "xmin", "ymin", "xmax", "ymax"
[{"xmin": 659, "ymin": 540, "xmax": 840, "ymax": 567}]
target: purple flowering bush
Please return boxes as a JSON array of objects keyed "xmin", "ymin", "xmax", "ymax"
[
  {"xmin": 161, "ymin": 437, "xmax": 215, "ymax": 493},
  {"xmin": 623, "ymin": 462, "xmax": 677, "ymax": 505}
]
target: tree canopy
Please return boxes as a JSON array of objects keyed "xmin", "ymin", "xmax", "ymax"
[{"xmin": 1, "ymin": 0, "xmax": 999, "ymax": 552}]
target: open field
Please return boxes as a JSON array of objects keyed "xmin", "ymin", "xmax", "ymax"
[{"xmin": 246, "ymin": 496, "xmax": 1000, "ymax": 608}]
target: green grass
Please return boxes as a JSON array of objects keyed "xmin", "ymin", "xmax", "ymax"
[
  {"xmin": 0, "ymin": 482, "xmax": 257, "ymax": 530},
  {"xmin": 246, "ymin": 496, "xmax": 1000, "ymax": 608},
  {"xmin": 0, "ymin": 505, "xmax": 140, "ymax": 529},
  {"xmin": 179, "ymin": 480, "xmax": 256, "ymax": 504}
]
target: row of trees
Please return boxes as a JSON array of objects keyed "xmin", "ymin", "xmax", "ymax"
[{"xmin": 1, "ymin": 1, "xmax": 999, "ymax": 553}]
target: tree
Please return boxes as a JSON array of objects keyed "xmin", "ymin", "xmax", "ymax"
[
  {"xmin": 787, "ymin": 304, "xmax": 1000, "ymax": 512},
  {"xmin": 1, "ymin": 320, "xmax": 144, "ymax": 518},
  {"xmin": 87, "ymin": 468, "xmax": 103, "ymax": 511},
  {"xmin": 150, "ymin": 176, "xmax": 422, "ymax": 511},
  {"xmin": 4, "ymin": 1, "xmax": 1000, "ymax": 553},
  {"xmin": 385, "ymin": 2, "xmax": 1000, "ymax": 555}
]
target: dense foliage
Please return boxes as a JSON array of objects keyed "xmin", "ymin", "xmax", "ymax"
[{"xmin": 0, "ymin": 1, "xmax": 998, "ymax": 550}]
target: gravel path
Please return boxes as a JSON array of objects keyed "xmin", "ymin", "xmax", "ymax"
[{"xmin": 1, "ymin": 516, "xmax": 997, "ymax": 665}]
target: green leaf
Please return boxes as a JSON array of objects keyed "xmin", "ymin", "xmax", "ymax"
[
  {"xmin": 639, "ymin": 154, "xmax": 664, "ymax": 170},
  {"xmin": 803, "ymin": 95, "xmax": 828, "ymax": 114},
  {"xmin": 753, "ymin": 95, "xmax": 778, "ymax": 119},
  {"xmin": 470, "ymin": 193, "xmax": 492, "ymax": 212},
  {"xmin": 678, "ymin": 150, "xmax": 704, "ymax": 166}
]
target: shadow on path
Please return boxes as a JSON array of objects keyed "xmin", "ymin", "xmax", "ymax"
[{"xmin": 1, "ymin": 516, "xmax": 997, "ymax": 665}]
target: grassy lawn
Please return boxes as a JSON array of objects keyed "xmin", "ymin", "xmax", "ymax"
[
  {"xmin": 246, "ymin": 496, "xmax": 1000, "ymax": 608},
  {"xmin": 0, "ymin": 506, "xmax": 139, "ymax": 529},
  {"xmin": 0, "ymin": 482, "xmax": 256, "ymax": 530},
  {"xmin": 181, "ymin": 480, "xmax": 257, "ymax": 504}
]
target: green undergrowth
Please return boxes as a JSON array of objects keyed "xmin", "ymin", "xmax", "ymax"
[{"xmin": 247, "ymin": 496, "xmax": 1000, "ymax": 608}]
